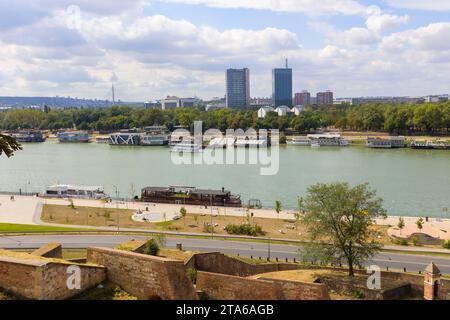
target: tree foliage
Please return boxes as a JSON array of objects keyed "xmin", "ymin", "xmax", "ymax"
[
  {"xmin": 0, "ymin": 134, "xmax": 21, "ymax": 157},
  {"xmin": 299, "ymin": 182, "xmax": 387, "ymax": 276}
]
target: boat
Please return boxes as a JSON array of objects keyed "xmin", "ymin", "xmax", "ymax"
[
  {"xmin": 208, "ymin": 137, "xmax": 236, "ymax": 149},
  {"xmin": 109, "ymin": 131, "xmax": 141, "ymax": 145},
  {"xmin": 11, "ymin": 130, "xmax": 46, "ymax": 143},
  {"xmin": 170, "ymin": 140, "xmax": 203, "ymax": 153},
  {"xmin": 42, "ymin": 184, "xmax": 109, "ymax": 199},
  {"xmin": 95, "ymin": 137, "xmax": 110, "ymax": 144},
  {"xmin": 310, "ymin": 141, "xmax": 321, "ymax": 148},
  {"xmin": 287, "ymin": 136, "xmax": 311, "ymax": 146},
  {"xmin": 307, "ymin": 133, "xmax": 350, "ymax": 147},
  {"xmin": 141, "ymin": 186, "xmax": 242, "ymax": 207},
  {"xmin": 367, "ymin": 136, "xmax": 405, "ymax": 149},
  {"xmin": 57, "ymin": 131, "xmax": 90, "ymax": 143},
  {"xmin": 428, "ymin": 140, "xmax": 450, "ymax": 150},
  {"xmin": 235, "ymin": 138, "xmax": 268, "ymax": 148},
  {"xmin": 410, "ymin": 140, "xmax": 433, "ymax": 149}
]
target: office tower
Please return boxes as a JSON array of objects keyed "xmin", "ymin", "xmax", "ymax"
[
  {"xmin": 226, "ymin": 68, "xmax": 250, "ymax": 109},
  {"xmin": 272, "ymin": 59, "xmax": 293, "ymax": 107}
]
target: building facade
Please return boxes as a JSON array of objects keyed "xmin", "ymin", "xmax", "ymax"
[
  {"xmin": 161, "ymin": 97, "xmax": 197, "ymax": 110},
  {"xmin": 226, "ymin": 68, "xmax": 250, "ymax": 109},
  {"xmin": 316, "ymin": 91, "xmax": 334, "ymax": 106},
  {"xmin": 294, "ymin": 90, "xmax": 311, "ymax": 106},
  {"xmin": 272, "ymin": 67, "xmax": 293, "ymax": 107}
]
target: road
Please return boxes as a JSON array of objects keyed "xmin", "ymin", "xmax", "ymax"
[{"xmin": 1, "ymin": 234, "xmax": 450, "ymax": 274}]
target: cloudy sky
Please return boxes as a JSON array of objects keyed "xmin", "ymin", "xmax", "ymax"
[{"xmin": 0, "ymin": 0, "xmax": 449, "ymax": 101}]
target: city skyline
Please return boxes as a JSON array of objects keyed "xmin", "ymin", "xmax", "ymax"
[{"xmin": 0, "ymin": 1, "xmax": 449, "ymax": 101}]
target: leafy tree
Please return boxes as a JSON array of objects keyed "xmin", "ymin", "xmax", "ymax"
[
  {"xmin": 275, "ymin": 200, "xmax": 282, "ymax": 221},
  {"xmin": 144, "ymin": 239, "xmax": 160, "ymax": 256},
  {"xmin": 299, "ymin": 182, "xmax": 386, "ymax": 276},
  {"xmin": 416, "ymin": 217, "xmax": 424, "ymax": 230},
  {"xmin": 180, "ymin": 207, "xmax": 187, "ymax": 225},
  {"xmin": 0, "ymin": 134, "xmax": 21, "ymax": 157},
  {"xmin": 397, "ymin": 217, "xmax": 405, "ymax": 235}
]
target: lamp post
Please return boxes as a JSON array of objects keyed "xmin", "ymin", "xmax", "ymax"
[{"xmin": 268, "ymin": 237, "xmax": 271, "ymax": 260}]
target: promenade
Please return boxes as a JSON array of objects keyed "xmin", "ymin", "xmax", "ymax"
[{"xmin": 1, "ymin": 194, "xmax": 450, "ymax": 241}]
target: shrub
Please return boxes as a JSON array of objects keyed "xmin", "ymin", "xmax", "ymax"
[
  {"xmin": 144, "ymin": 239, "xmax": 160, "ymax": 256},
  {"xmin": 187, "ymin": 268, "xmax": 197, "ymax": 284},
  {"xmin": 411, "ymin": 236, "xmax": 419, "ymax": 246},
  {"xmin": 224, "ymin": 224, "xmax": 265, "ymax": 236},
  {"xmin": 397, "ymin": 238, "xmax": 408, "ymax": 246},
  {"xmin": 203, "ymin": 223, "xmax": 214, "ymax": 234},
  {"xmin": 442, "ymin": 240, "xmax": 450, "ymax": 249}
]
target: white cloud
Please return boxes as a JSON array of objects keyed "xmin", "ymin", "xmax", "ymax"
[
  {"xmin": 162, "ymin": 0, "xmax": 367, "ymax": 15},
  {"xmin": 365, "ymin": 12, "xmax": 409, "ymax": 33},
  {"xmin": 383, "ymin": 0, "xmax": 450, "ymax": 11}
]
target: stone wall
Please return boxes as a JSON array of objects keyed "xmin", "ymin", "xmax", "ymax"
[
  {"xmin": 87, "ymin": 247, "xmax": 198, "ymax": 300},
  {"xmin": 197, "ymin": 271, "xmax": 329, "ymax": 300},
  {"xmin": 186, "ymin": 252, "xmax": 299, "ymax": 277},
  {"xmin": 0, "ymin": 253, "xmax": 106, "ymax": 300},
  {"xmin": 31, "ymin": 243, "xmax": 62, "ymax": 259}
]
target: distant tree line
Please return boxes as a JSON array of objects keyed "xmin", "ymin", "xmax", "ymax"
[{"xmin": 0, "ymin": 102, "xmax": 449, "ymax": 134}]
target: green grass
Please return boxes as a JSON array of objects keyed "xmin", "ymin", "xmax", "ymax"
[{"xmin": 0, "ymin": 223, "xmax": 86, "ymax": 233}]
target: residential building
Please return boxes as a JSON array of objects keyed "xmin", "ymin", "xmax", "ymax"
[
  {"xmin": 206, "ymin": 103, "xmax": 226, "ymax": 111},
  {"xmin": 226, "ymin": 68, "xmax": 250, "ymax": 109},
  {"xmin": 316, "ymin": 91, "xmax": 334, "ymax": 106},
  {"xmin": 144, "ymin": 101, "xmax": 161, "ymax": 109},
  {"xmin": 272, "ymin": 61, "xmax": 293, "ymax": 107},
  {"xmin": 250, "ymin": 97, "xmax": 272, "ymax": 108},
  {"xmin": 257, "ymin": 106, "xmax": 274, "ymax": 119},
  {"xmin": 161, "ymin": 96, "xmax": 197, "ymax": 110},
  {"xmin": 294, "ymin": 91, "xmax": 311, "ymax": 106},
  {"xmin": 424, "ymin": 95, "xmax": 449, "ymax": 103}
]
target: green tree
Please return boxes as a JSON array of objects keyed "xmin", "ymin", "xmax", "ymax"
[
  {"xmin": 416, "ymin": 217, "xmax": 424, "ymax": 230},
  {"xmin": 0, "ymin": 134, "xmax": 21, "ymax": 157},
  {"xmin": 300, "ymin": 182, "xmax": 386, "ymax": 276},
  {"xmin": 397, "ymin": 217, "xmax": 405, "ymax": 235},
  {"xmin": 180, "ymin": 207, "xmax": 187, "ymax": 226},
  {"xmin": 275, "ymin": 200, "xmax": 282, "ymax": 221},
  {"xmin": 144, "ymin": 239, "xmax": 160, "ymax": 256}
]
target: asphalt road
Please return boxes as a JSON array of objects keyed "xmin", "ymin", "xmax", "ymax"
[{"xmin": 1, "ymin": 234, "xmax": 450, "ymax": 274}]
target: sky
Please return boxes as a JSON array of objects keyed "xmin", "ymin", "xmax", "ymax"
[{"xmin": 0, "ymin": 0, "xmax": 449, "ymax": 101}]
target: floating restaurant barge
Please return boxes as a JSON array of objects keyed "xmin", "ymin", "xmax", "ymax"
[
  {"xmin": 109, "ymin": 126, "xmax": 170, "ymax": 146},
  {"xmin": 42, "ymin": 184, "xmax": 109, "ymax": 200},
  {"xmin": 57, "ymin": 131, "xmax": 90, "ymax": 143},
  {"xmin": 367, "ymin": 136, "xmax": 406, "ymax": 149},
  {"xmin": 11, "ymin": 130, "xmax": 46, "ymax": 143},
  {"xmin": 141, "ymin": 186, "xmax": 242, "ymax": 207}
]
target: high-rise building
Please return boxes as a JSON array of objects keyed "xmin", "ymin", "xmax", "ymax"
[
  {"xmin": 294, "ymin": 90, "xmax": 311, "ymax": 106},
  {"xmin": 272, "ymin": 60, "xmax": 293, "ymax": 107},
  {"xmin": 226, "ymin": 68, "xmax": 250, "ymax": 109},
  {"xmin": 316, "ymin": 90, "xmax": 334, "ymax": 106}
]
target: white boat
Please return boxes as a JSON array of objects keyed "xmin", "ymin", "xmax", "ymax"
[
  {"xmin": 311, "ymin": 141, "xmax": 321, "ymax": 148},
  {"xmin": 287, "ymin": 136, "xmax": 311, "ymax": 146},
  {"xmin": 170, "ymin": 141, "xmax": 203, "ymax": 153},
  {"xmin": 42, "ymin": 184, "xmax": 109, "ymax": 199},
  {"xmin": 307, "ymin": 133, "xmax": 350, "ymax": 147}
]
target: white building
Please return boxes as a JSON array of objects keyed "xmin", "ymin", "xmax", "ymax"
[
  {"xmin": 275, "ymin": 106, "xmax": 290, "ymax": 116},
  {"xmin": 257, "ymin": 106, "xmax": 274, "ymax": 119},
  {"xmin": 424, "ymin": 95, "xmax": 449, "ymax": 103},
  {"xmin": 161, "ymin": 96, "xmax": 197, "ymax": 110},
  {"xmin": 291, "ymin": 106, "xmax": 305, "ymax": 116},
  {"xmin": 206, "ymin": 103, "xmax": 226, "ymax": 111}
]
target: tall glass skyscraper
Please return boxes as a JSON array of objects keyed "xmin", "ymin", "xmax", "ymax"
[
  {"xmin": 272, "ymin": 63, "xmax": 293, "ymax": 107},
  {"xmin": 226, "ymin": 68, "xmax": 250, "ymax": 109}
]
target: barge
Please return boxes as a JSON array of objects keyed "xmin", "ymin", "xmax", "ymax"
[
  {"xmin": 367, "ymin": 136, "xmax": 405, "ymax": 149},
  {"xmin": 57, "ymin": 131, "xmax": 90, "ymax": 143},
  {"xmin": 141, "ymin": 186, "xmax": 242, "ymax": 207},
  {"xmin": 11, "ymin": 130, "xmax": 46, "ymax": 143}
]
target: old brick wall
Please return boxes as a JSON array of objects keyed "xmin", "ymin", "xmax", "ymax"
[
  {"xmin": 31, "ymin": 243, "xmax": 63, "ymax": 259},
  {"xmin": 0, "ymin": 257, "xmax": 106, "ymax": 300},
  {"xmin": 197, "ymin": 271, "xmax": 329, "ymax": 300},
  {"xmin": 187, "ymin": 252, "xmax": 299, "ymax": 277},
  {"xmin": 86, "ymin": 247, "xmax": 198, "ymax": 300}
]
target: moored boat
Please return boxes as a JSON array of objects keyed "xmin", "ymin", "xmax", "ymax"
[
  {"xmin": 42, "ymin": 184, "xmax": 109, "ymax": 199},
  {"xmin": 57, "ymin": 131, "xmax": 90, "ymax": 143},
  {"xmin": 11, "ymin": 130, "xmax": 46, "ymax": 143}
]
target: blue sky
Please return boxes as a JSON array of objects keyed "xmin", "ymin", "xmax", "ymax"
[{"xmin": 0, "ymin": 0, "xmax": 449, "ymax": 100}]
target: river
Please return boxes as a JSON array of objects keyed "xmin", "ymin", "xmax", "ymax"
[{"xmin": 0, "ymin": 140, "xmax": 449, "ymax": 217}]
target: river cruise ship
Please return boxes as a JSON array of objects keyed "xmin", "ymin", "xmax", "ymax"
[
  {"xmin": 42, "ymin": 184, "xmax": 109, "ymax": 199},
  {"xmin": 170, "ymin": 140, "xmax": 203, "ymax": 153},
  {"xmin": 410, "ymin": 140, "xmax": 434, "ymax": 149},
  {"xmin": 367, "ymin": 136, "xmax": 405, "ymax": 149},
  {"xmin": 57, "ymin": 131, "xmax": 90, "ymax": 143},
  {"xmin": 287, "ymin": 136, "xmax": 311, "ymax": 146},
  {"xmin": 307, "ymin": 134, "xmax": 350, "ymax": 147},
  {"xmin": 141, "ymin": 186, "xmax": 242, "ymax": 207},
  {"xmin": 11, "ymin": 130, "xmax": 46, "ymax": 143}
]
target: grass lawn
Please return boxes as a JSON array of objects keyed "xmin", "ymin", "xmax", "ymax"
[
  {"xmin": 41, "ymin": 204, "xmax": 393, "ymax": 244},
  {"xmin": 0, "ymin": 223, "xmax": 85, "ymax": 233}
]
